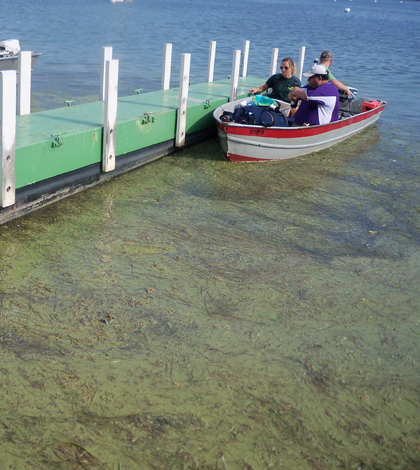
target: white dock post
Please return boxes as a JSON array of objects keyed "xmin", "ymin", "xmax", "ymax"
[
  {"xmin": 207, "ymin": 41, "xmax": 216, "ymax": 83},
  {"xmin": 17, "ymin": 51, "xmax": 31, "ymax": 116},
  {"xmin": 176, "ymin": 53, "xmax": 191, "ymax": 148},
  {"xmin": 0, "ymin": 71, "xmax": 16, "ymax": 208},
  {"xmin": 229, "ymin": 50, "xmax": 241, "ymax": 102},
  {"xmin": 241, "ymin": 40, "xmax": 250, "ymax": 78},
  {"xmin": 102, "ymin": 59, "xmax": 119, "ymax": 173},
  {"xmin": 100, "ymin": 46, "xmax": 113, "ymax": 101},
  {"xmin": 162, "ymin": 43, "xmax": 172, "ymax": 90},
  {"xmin": 297, "ymin": 46, "xmax": 306, "ymax": 82},
  {"xmin": 270, "ymin": 48, "xmax": 279, "ymax": 76}
]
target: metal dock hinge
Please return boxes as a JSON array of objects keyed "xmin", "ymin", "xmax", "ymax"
[
  {"xmin": 140, "ymin": 112, "xmax": 155, "ymax": 125},
  {"xmin": 51, "ymin": 132, "xmax": 67, "ymax": 148}
]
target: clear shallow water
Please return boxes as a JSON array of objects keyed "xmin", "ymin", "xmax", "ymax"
[
  {"xmin": 1, "ymin": 0, "xmax": 420, "ymax": 468},
  {"xmin": 2, "ymin": 137, "xmax": 420, "ymax": 469}
]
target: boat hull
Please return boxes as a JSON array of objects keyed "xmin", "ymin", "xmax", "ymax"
[
  {"xmin": 214, "ymin": 98, "xmax": 387, "ymax": 162},
  {"xmin": 0, "ymin": 52, "xmax": 41, "ymax": 72}
]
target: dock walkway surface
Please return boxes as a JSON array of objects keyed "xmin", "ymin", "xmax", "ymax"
[{"xmin": 2, "ymin": 76, "xmax": 264, "ymax": 225}]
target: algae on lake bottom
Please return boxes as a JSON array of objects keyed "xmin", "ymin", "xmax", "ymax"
[{"xmin": 0, "ymin": 134, "xmax": 419, "ymax": 469}]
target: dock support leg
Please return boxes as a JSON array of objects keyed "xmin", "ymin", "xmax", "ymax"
[
  {"xmin": 207, "ymin": 41, "xmax": 216, "ymax": 83},
  {"xmin": 297, "ymin": 46, "xmax": 306, "ymax": 82},
  {"xmin": 241, "ymin": 40, "xmax": 250, "ymax": 78},
  {"xmin": 0, "ymin": 71, "xmax": 16, "ymax": 208},
  {"xmin": 100, "ymin": 46, "xmax": 113, "ymax": 101},
  {"xmin": 176, "ymin": 53, "xmax": 191, "ymax": 148},
  {"xmin": 162, "ymin": 43, "xmax": 172, "ymax": 90},
  {"xmin": 102, "ymin": 59, "xmax": 119, "ymax": 173},
  {"xmin": 270, "ymin": 48, "xmax": 278, "ymax": 76},
  {"xmin": 229, "ymin": 50, "xmax": 241, "ymax": 102},
  {"xmin": 17, "ymin": 51, "xmax": 31, "ymax": 116}
]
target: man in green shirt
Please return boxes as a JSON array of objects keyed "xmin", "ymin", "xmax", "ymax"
[{"xmin": 320, "ymin": 50, "xmax": 351, "ymax": 96}]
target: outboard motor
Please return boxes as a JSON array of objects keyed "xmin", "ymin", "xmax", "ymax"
[{"xmin": 339, "ymin": 87, "xmax": 370, "ymax": 117}]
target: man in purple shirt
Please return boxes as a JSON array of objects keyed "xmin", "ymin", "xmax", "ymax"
[{"xmin": 288, "ymin": 64, "xmax": 339, "ymax": 126}]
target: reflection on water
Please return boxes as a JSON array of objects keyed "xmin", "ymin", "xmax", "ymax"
[{"xmin": 1, "ymin": 132, "xmax": 420, "ymax": 469}]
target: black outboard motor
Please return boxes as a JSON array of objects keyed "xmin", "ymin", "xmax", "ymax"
[{"xmin": 339, "ymin": 88, "xmax": 368, "ymax": 117}]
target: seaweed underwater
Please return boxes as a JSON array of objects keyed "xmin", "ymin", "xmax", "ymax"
[{"xmin": 0, "ymin": 134, "xmax": 420, "ymax": 469}]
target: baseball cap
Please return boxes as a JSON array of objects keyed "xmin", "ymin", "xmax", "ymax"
[{"xmin": 303, "ymin": 64, "xmax": 328, "ymax": 77}]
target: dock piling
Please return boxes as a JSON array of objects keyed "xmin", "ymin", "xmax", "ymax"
[
  {"xmin": 17, "ymin": 51, "xmax": 31, "ymax": 116},
  {"xmin": 270, "ymin": 48, "xmax": 279, "ymax": 76},
  {"xmin": 241, "ymin": 40, "xmax": 250, "ymax": 78},
  {"xmin": 162, "ymin": 43, "xmax": 172, "ymax": 90},
  {"xmin": 102, "ymin": 59, "xmax": 119, "ymax": 172},
  {"xmin": 100, "ymin": 47, "xmax": 113, "ymax": 101},
  {"xmin": 207, "ymin": 41, "xmax": 216, "ymax": 83},
  {"xmin": 297, "ymin": 46, "xmax": 306, "ymax": 81},
  {"xmin": 176, "ymin": 53, "xmax": 191, "ymax": 147},
  {"xmin": 229, "ymin": 50, "xmax": 241, "ymax": 102},
  {"xmin": 0, "ymin": 71, "xmax": 16, "ymax": 208}
]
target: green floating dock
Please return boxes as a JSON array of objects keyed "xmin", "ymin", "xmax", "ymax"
[{"xmin": 1, "ymin": 76, "xmax": 264, "ymax": 225}]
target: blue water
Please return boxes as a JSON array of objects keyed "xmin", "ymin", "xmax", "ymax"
[
  {"xmin": 2, "ymin": 0, "xmax": 419, "ymax": 123},
  {"xmin": 1, "ymin": 1, "xmax": 420, "ymax": 469}
]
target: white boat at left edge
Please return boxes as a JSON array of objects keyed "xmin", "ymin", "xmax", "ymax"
[{"xmin": 0, "ymin": 39, "xmax": 41, "ymax": 72}]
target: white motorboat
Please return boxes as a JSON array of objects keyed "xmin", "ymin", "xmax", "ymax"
[
  {"xmin": 213, "ymin": 92, "xmax": 387, "ymax": 162},
  {"xmin": 0, "ymin": 39, "xmax": 41, "ymax": 72}
]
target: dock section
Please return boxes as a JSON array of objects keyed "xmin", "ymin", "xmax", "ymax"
[{"xmin": 1, "ymin": 76, "xmax": 264, "ymax": 225}]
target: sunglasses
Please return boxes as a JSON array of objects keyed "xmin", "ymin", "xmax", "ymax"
[{"xmin": 280, "ymin": 66, "xmax": 289, "ymax": 70}]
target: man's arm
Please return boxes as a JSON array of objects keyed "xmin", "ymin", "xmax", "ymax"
[
  {"xmin": 288, "ymin": 86, "xmax": 307, "ymax": 102},
  {"xmin": 331, "ymin": 78, "xmax": 351, "ymax": 96}
]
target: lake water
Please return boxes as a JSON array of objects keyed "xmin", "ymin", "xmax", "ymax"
[{"xmin": 1, "ymin": 0, "xmax": 420, "ymax": 469}]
